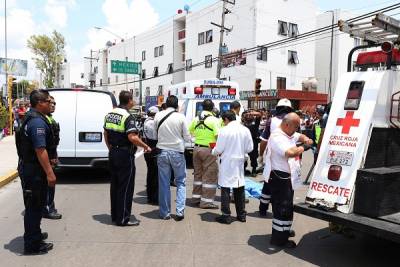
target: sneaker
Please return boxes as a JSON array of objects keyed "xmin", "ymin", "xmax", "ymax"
[
  {"xmin": 42, "ymin": 212, "xmax": 62, "ymax": 220},
  {"xmin": 199, "ymin": 203, "xmax": 219, "ymax": 209},
  {"xmin": 161, "ymin": 215, "xmax": 171, "ymax": 220},
  {"xmin": 215, "ymin": 215, "xmax": 232, "ymax": 224},
  {"xmin": 175, "ymin": 215, "xmax": 184, "ymax": 221},
  {"xmin": 24, "ymin": 242, "xmax": 53, "ymax": 255}
]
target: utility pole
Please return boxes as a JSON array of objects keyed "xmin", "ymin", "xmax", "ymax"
[
  {"xmin": 84, "ymin": 49, "xmax": 98, "ymax": 88},
  {"xmin": 4, "ymin": 0, "xmax": 7, "ymax": 107},
  {"xmin": 212, "ymin": 0, "xmax": 234, "ymax": 80}
]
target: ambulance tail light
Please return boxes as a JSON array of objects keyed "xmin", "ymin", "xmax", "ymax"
[
  {"xmin": 228, "ymin": 88, "xmax": 236, "ymax": 95},
  {"xmin": 328, "ymin": 165, "xmax": 342, "ymax": 182},
  {"xmin": 194, "ymin": 87, "xmax": 203, "ymax": 94}
]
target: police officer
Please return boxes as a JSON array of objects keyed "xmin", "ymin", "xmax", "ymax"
[
  {"xmin": 16, "ymin": 89, "xmax": 56, "ymax": 255},
  {"xmin": 42, "ymin": 96, "xmax": 62, "ymax": 220},
  {"xmin": 143, "ymin": 106, "xmax": 159, "ymax": 204},
  {"xmin": 104, "ymin": 91, "xmax": 151, "ymax": 226},
  {"xmin": 189, "ymin": 99, "xmax": 221, "ymax": 209},
  {"xmin": 258, "ymin": 98, "xmax": 293, "ymax": 216}
]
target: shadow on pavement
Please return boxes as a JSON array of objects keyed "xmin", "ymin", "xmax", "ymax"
[
  {"xmin": 55, "ymin": 168, "xmax": 110, "ymax": 184},
  {"xmin": 4, "ymin": 236, "xmax": 24, "ymax": 255},
  {"xmin": 198, "ymin": 211, "xmax": 219, "ymax": 223},
  {"xmin": 247, "ymin": 234, "xmax": 283, "ymax": 255},
  {"xmin": 92, "ymin": 214, "xmax": 113, "ymax": 225},
  {"xmin": 140, "ymin": 209, "xmax": 160, "ymax": 220},
  {"xmin": 136, "ymin": 190, "xmax": 147, "ymax": 197},
  {"xmin": 133, "ymin": 196, "xmax": 148, "ymax": 205}
]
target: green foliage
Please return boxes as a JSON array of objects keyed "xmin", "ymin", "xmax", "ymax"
[
  {"xmin": 27, "ymin": 30, "xmax": 65, "ymax": 88},
  {"xmin": 11, "ymin": 80, "xmax": 30, "ymax": 99},
  {"xmin": 0, "ymin": 105, "xmax": 8, "ymax": 130}
]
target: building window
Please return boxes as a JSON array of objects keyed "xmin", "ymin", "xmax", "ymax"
[
  {"xmin": 288, "ymin": 50, "xmax": 299, "ymax": 64},
  {"xmin": 100, "ymin": 79, "xmax": 102, "ymax": 86},
  {"xmin": 167, "ymin": 63, "xmax": 173, "ymax": 74},
  {"xmin": 198, "ymin": 32, "xmax": 205, "ymax": 45},
  {"xmin": 186, "ymin": 59, "xmax": 192, "ymax": 71},
  {"xmin": 141, "ymin": 69, "xmax": 146, "ymax": 79},
  {"xmin": 278, "ymin": 20, "xmax": 288, "ymax": 36},
  {"xmin": 277, "ymin": 77, "xmax": 286, "ymax": 90},
  {"xmin": 108, "ymin": 77, "xmax": 110, "ymax": 84},
  {"xmin": 115, "ymin": 75, "xmax": 118, "ymax": 83},
  {"xmin": 205, "ymin": 55, "xmax": 212, "ymax": 68},
  {"xmin": 146, "ymin": 87, "xmax": 150, "ymax": 96},
  {"xmin": 157, "ymin": 85, "xmax": 163, "ymax": 96},
  {"xmin": 142, "ymin": 50, "xmax": 146, "ymax": 61},
  {"xmin": 93, "ymin": 66, "xmax": 98, "ymax": 73},
  {"xmin": 288, "ymin": 23, "xmax": 299, "ymax": 37},
  {"xmin": 153, "ymin": 66, "xmax": 159, "ymax": 77},
  {"xmin": 159, "ymin": 45, "xmax": 164, "ymax": 56},
  {"xmin": 135, "ymin": 89, "xmax": 140, "ymax": 97},
  {"xmin": 61, "ymin": 74, "xmax": 64, "ymax": 80},
  {"xmin": 154, "ymin": 47, "xmax": 159, "ymax": 57},
  {"xmin": 206, "ymin": 30, "xmax": 213, "ymax": 43},
  {"xmin": 257, "ymin": 46, "xmax": 267, "ymax": 61}
]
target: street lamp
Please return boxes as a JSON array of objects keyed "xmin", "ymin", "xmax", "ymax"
[{"xmin": 94, "ymin": 26, "xmax": 128, "ymax": 91}]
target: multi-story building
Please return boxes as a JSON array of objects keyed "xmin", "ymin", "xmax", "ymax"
[
  {"xmin": 55, "ymin": 59, "xmax": 71, "ymax": 88},
  {"xmin": 85, "ymin": 0, "xmax": 320, "ymax": 107}
]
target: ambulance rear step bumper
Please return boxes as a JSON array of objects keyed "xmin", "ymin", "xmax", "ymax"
[
  {"xmin": 294, "ymin": 202, "xmax": 400, "ymax": 244},
  {"xmin": 57, "ymin": 157, "xmax": 108, "ymax": 168}
]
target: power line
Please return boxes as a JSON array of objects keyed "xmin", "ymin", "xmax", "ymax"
[{"xmin": 101, "ymin": 4, "xmax": 400, "ymax": 88}]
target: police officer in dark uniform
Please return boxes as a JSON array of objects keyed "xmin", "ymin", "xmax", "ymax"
[
  {"xmin": 104, "ymin": 91, "xmax": 151, "ymax": 226},
  {"xmin": 42, "ymin": 95, "xmax": 62, "ymax": 220},
  {"xmin": 16, "ymin": 89, "xmax": 56, "ymax": 255}
]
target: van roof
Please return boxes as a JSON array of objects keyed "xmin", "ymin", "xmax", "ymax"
[{"xmin": 46, "ymin": 88, "xmax": 117, "ymax": 107}]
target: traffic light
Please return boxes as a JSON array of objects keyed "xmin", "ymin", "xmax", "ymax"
[{"xmin": 255, "ymin": 78, "xmax": 262, "ymax": 95}]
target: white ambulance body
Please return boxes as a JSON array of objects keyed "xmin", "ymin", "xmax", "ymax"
[
  {"xmin": 166, "ymin": 79, "xmax": 241, "ymax": 151},
  {"xmin": 47, "ymin": 88, "xmax": 116, "ymax": 168},
  {"xmin": 295, "ymin": 14, "xmax": 400, "ymax": 243}
]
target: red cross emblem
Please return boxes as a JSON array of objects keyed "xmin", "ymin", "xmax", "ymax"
[
  {"xmin": 329, "ymin": 151, "xmax": 336, "ymax": 157},
  {"xmin": 336, "ymin": 111, "xmax": 360, "ymax": 134}
]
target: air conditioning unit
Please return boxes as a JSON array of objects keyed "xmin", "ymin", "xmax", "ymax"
[{"xmin": 302, "ymin": 77, "xmax": 317, "ymax": 91}]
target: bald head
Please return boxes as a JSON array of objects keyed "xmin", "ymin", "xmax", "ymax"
[{"xmin": 281, "ymin": 112, "xmax": 300, "ymax": 136}]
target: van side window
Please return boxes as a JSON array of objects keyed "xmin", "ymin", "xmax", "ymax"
[{"xmin": 344, "ymin": 81, "xmax": 364, "ymax": 110}]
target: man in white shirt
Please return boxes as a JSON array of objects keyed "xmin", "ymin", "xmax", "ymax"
[
  {"xmin": 265, "ymin": 112, "xmax": 312, "ymax": 248},
  {"xmin": 154, "ymin": 96, "xmax": 191, "ymax": 221},
  {"xmin": 212, "ymin": 110, "xmax": 253, "ymax": 224}
]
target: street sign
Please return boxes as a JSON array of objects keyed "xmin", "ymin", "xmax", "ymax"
[
  {"xmin": 0, "ymin": 58, "xmax": 28, "ymax": 76},
  {"xmin": 111, "ymin": 60, "xmax": 140, "ymax": 74}
]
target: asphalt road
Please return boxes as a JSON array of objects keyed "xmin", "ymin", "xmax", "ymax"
[{"xmin": 0, "ymin": 151, "xmax": 398, "ymax": 267}]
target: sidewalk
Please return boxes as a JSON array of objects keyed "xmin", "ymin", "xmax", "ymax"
[{"xmin": 0, "ymin": 135, "xmax": 18, "ymax": 187}]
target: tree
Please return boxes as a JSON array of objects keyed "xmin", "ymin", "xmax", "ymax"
[
  {"xmin": 12, "ymin": 80, "xmax": 30, "ymax": 99},
  {"xmin": 27, "ymin": 30, "xmax": 65, "ymax": 88}
]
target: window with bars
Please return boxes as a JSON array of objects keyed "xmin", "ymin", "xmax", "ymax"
[
  {"xmin": 205, "ymin": 55, "xmax": 212, "ymax": 68},
  {"xmin": 154, "ymin": 47, "xmax": 159, "ymax": 57},
  {"xmin": 158, "ymin": 85, "xmax": 163, "ymax": 96},
  {"xmin": 186, "ymin": 59, "xmax": 192, "ymax": 71},
  {"xmin": 278, "ymin": 20, "xmax": 288, "ymax": 36},
  {"xmin": 159, "ymin": 45, "xmax": 164, "ymax": 56},
  {"xmin": 198, "ymin": 32, "xmax": 205, "ymax": 45},
  {"xmin": 167, "ymin": 63, "xmax": 173, "ymax": 74},
  {"xmin": 288, "ymin": 23, "xmax": 299, "ymax": 37},
  {"xmin": 142, "ymin": 50, "xmax": 146, "ymax": 61},
  {"xmin": 141, "ymin": 69, "xmax": 146, "ymax": 79},
  {"xmin": 257, "ymin": 46, "xmax": 267, "ymax": 61},
  {"xmin": 145, "ymin": 87, "xmax": 150, "ymax": 96},
  {"xmin": 288, "ymin": 50, "xmax": 299, "ymax": 64},
  {"xmin": 100, "ymin": 79, "xmax": 102, "ymax": 86},
  {"xmin": 153, "ymin": 67, "xmax": 159, "ymax": 77},
  {"xmin": 277, "ymin": 77, "xmax": 286, "ymax": 90}
]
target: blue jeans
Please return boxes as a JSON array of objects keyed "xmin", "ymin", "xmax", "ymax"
[{"xmin": 157, "ymin": 150, "xmax": 186, "ymax": 218}]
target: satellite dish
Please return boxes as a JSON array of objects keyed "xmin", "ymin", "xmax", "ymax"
[
  {"xmin": 184, "ymin": 4, "xmax": 190, "ymax": 12},
  {"xmin": 105, "ymin": 41, "xmax": 113, "ymax": 47}
]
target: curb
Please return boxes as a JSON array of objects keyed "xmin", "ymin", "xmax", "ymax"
[{"xmin": 0, "ymin": 170, "xmax": 18, "ymax": 188}]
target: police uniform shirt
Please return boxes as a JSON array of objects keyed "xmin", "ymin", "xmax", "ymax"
[
  {"xmin": 25, "ymin": 110, "xmax": 51, "ymax": 150},
  {"xmin": 269, "ymin": 129, "xmax": 300, "ymax": 173},
  {"xmin": 104, "ymin": 107, "xmax": 138, "ymax": 147}
]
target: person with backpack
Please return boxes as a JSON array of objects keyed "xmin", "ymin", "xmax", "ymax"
[{"xmin": 189, "ymin": 99, "xmax": 222, "ymax": 209}]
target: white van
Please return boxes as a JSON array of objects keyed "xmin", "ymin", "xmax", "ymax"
[
  {"xmin": 166, "ymin": 79, "xmax": 241, "ymax": 151},
  {"xmin": 47, "ymin": 88, "xmax": 116, "ymax": 168}
]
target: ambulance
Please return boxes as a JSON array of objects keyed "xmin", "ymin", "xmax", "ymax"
[
  {"xmin": 295, "ymin": 14, "xmax": 400, "ymax": 243},
  {"xmin": 166, "ymin": 79, "xmax": 240, "ymax": 156}
]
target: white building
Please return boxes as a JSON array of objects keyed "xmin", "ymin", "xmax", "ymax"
[
  {"xmin": 55, "ymin": 59, "xmax": 71, "ymax": 88},
  {"xmin": 85, "ymin": 0, "xmax": 319, "ymax": 103}
]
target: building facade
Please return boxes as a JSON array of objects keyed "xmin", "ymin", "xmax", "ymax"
[{"xmin": 85, "ymin": 0, "xmax": 321, "ymax": 105}]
